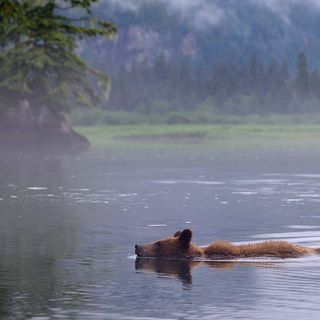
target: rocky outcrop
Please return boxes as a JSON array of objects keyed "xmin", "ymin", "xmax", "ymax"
[{"xmin": 0, "ymin": 101, "xmax": 90, "ymax": 153}]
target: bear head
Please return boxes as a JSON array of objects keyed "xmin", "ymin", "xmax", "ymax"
[{"xmin": 135, "ymin": 229, "xmax": 202, "ymax": 258}]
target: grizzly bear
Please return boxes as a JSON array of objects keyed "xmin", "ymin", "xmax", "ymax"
[{"xmin": 135, "ymin": 229, "xmax": 320, "ymax": 259}]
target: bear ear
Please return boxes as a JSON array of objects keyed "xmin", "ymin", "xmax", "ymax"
[
  {"xmin": 174, "ymin": 231, "xmax": 181, "ymax": 237},
  {"xmin": 178, "ymin": 229, "xmax": 192, "ymax": 248}
]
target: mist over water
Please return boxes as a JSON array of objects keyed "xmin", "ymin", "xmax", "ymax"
[
  {"xmin": 1, "ymin": 142, "xmax": 320, "ymax": 319},
  {"xmin": 2, "ymin": 1, "xmax": 320, "ymax": 319}
]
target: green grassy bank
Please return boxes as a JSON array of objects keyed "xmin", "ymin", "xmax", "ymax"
[{"xmin": 75, "ymin": 123, "xmax": 320, "ymax": 149}]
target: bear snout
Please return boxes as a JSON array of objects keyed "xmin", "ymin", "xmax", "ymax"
[{"xmin": 135, "ymin": 244, "xmax": 141, "ymax": 256}]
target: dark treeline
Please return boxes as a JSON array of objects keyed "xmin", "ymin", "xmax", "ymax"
[{"xmin": 105, "ymin": 52, "xmax": 320, "ymax": 116}]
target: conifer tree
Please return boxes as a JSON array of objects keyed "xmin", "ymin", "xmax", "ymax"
[
  {"xmin": 295, "ymin": 51, "xmax": 309, "ymax": 96},
  {"xmin": 0, "ymin": 0, "xmax": 116, "ymax": 114}
]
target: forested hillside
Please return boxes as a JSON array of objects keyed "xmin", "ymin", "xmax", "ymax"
[{"xmin": 80, "ymin": 0, "xmax": 320, "ymax": 115}]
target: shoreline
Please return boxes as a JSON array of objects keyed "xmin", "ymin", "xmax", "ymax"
[{"xmin": 75, "ymin": 124, "xmax": 320, "ymax": 149}]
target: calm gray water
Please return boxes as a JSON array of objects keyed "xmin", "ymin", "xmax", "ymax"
[{"xmin": 1, "ymin": 142, "xmax": 320, "ymax": 320}]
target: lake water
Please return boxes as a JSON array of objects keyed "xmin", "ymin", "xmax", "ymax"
[{"xmin": 1, "ymin": 141, "xmax": 320, "ymax": 319}]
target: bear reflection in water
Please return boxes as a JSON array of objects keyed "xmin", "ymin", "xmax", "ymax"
[
  {"xmin": 135, "ymin": 258, "xmax": 277, "ymax": 285},
  {"xmin": 135, "ymin": 258, "xmax": 196, "ymax": 284}
]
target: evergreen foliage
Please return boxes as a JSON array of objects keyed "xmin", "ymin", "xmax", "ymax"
[
  {"xmin": 104, "ymin": 51, "xmax": 320, "ymax": 116},
  {"xmin": 295, "ymin": 52, "xmax": 309, "ymax": 96},
  {"xmin": 0, "ymin": 0, "xmax": 116, "ymax": 112},
  {"xmin": 78, "ymin": 1, "xmax": 320, "ymax": 117}
]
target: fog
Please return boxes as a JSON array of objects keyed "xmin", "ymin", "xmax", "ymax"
[
  {"xmin": 2, "ymin": 1, "xmax": 320, "ymax": 319},
  {"xmin": 105, "ymin": 0, "xmax": 320, "ymax": 30},
  {"xmin": 2, "ymin": 140, "xmax": 320, "ymax": 319},
  {"xmin": 74, "ymin": 0, "xmax": 320, "ymax": 120},
  {"xmin": 108, "ymin": 0, "xmax": 225, "ymax": 28}
]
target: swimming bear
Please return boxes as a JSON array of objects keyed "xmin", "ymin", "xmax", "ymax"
[{"xmin": 135, "ymin": 229, "xmax": 320, "ymax": 259}]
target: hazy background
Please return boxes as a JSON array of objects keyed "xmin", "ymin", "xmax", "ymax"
[
  {"xmin": 68, "ymin": 0, "xmax": 320, "ymax": 122},
  {"xmin": 2, "ymin": 2, "xmax": 320, "ymax": 319}
]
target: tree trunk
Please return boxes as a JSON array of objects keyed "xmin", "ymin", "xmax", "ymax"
[{"xmin": 0, "ymin": 102, "xmax": 90, "ymax": 153}]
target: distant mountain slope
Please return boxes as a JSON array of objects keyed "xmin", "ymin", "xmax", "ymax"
[
  {"xmin": 75, "ymin": 1, "xmax": 320, "ymax": 116},
  {"xmin": 84, "ymin": 0, "xmax": 320, "ymax": 72}
]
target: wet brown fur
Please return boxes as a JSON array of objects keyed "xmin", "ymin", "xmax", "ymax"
[
  {"xmin": 135, "ymin": 229, "xmax": 320, "ymax": 259},
  {"xmin": 203, "ymin": 240, "xmax": 314, "ymax": 259}
]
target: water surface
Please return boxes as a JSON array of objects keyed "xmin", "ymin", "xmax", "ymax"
[{"xmin": 1, "ymin": 142, "xmax": 320, "ymax": 319}]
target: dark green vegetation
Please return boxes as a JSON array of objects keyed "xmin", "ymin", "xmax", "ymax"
[
  {"xmin": 93, "ymin": 51, "xmax": 320, "ymax": 116},
  {"xmin": 0, "ymin": 0, "xmax": 116, "ymax": 112},
  {"xmin": 0, "ymin": 0, "xmax": 115, "ymax": 150},
  {"xmin": 70, "ymin": 110, "xmax": 320, "ymax": 126},
  {"xmin": 81, "ymin": 1, "xmax": 320, "ymax": 116},
  {"xmin": 104, "ymin": 48, "xmax": 319, "ymax": 117}
]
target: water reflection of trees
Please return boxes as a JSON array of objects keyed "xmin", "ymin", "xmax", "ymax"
[
  {"xmin": 0, "ymin": 266, "xmax": 9, "ymax": 319},
  {"xmin": 0, "ymin": 152, "xmax": 74, "ymax": 188},
  {"xmin": 0, "ymin": 154, "xmax": 78, "ymax": 317}
]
